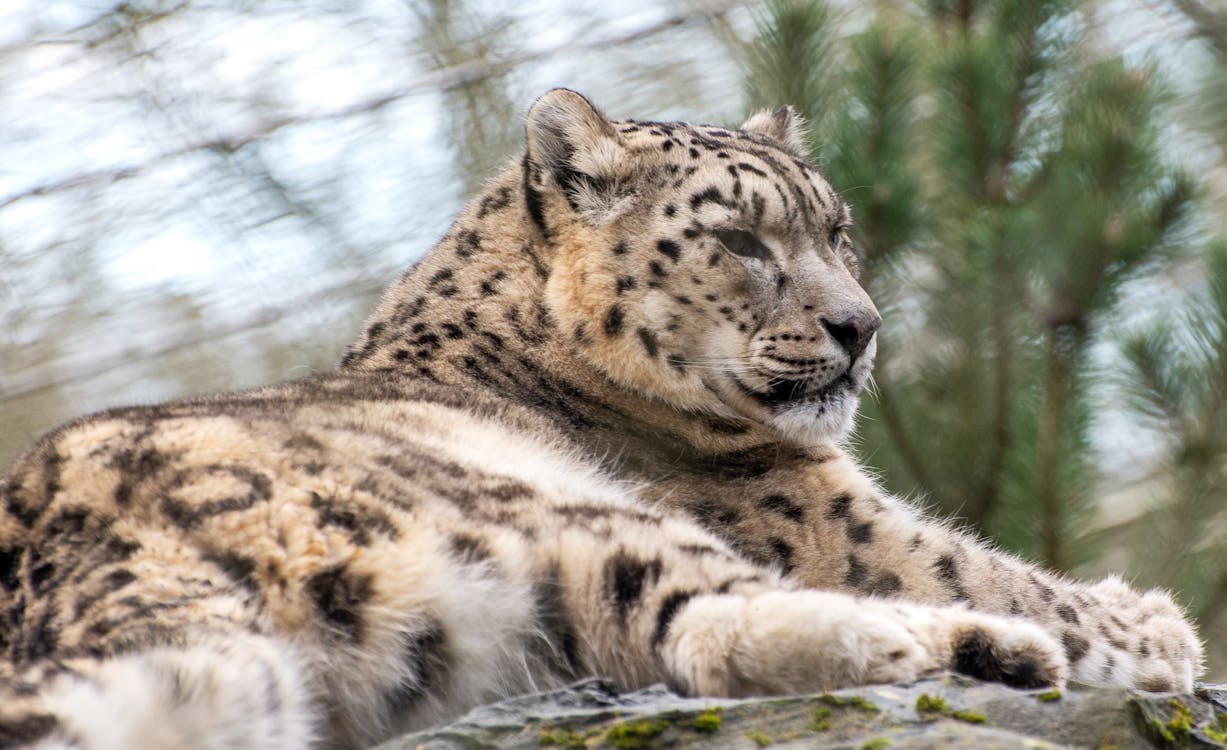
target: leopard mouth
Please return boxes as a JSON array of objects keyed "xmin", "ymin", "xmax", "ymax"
[{"xmin": 733, "ymin": 371, "xmax": 856, "ymax": 409}]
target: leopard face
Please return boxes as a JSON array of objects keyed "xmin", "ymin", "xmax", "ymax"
[{"xmin": 527, "ymin": 90, "xmax": 880, "ymax": 445}]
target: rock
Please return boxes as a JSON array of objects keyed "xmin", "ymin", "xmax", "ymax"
[{"xmin": 373, "ymin": 675, "xmax": 1227, "ymax": 749}]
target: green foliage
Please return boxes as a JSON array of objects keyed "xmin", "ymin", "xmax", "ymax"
[
  {"xmin": 742, "ymin": 0, "xmax": 839, "ymax": 130},
  {"xmin": 743, "ymin": 0, "xmax": 1200, "ymax": 570},
  {"xmin": 743, "ymin": 0, "xmax": 1226, "ymax": 679},
  {"xmin": 824, "ymin": 25, "xmax": 923, "ymax": 271},
  {"xmin": 1117, "ymin": 240, "xmax": 1227, "ymax": 637}
]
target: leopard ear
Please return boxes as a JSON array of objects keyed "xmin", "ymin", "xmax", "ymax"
[
  {"xmin": 525, "ymin": 89, "xmax": 625, "ymax": 217},
  {"xmin": 740, "ymin": 106, "xmax": 808, "ymax": 157}
]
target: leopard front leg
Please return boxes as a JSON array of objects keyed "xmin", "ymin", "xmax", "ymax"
[
  {"xmin": 523, "ymin": 503, "xmax": 1065, "ymax": 697},
  {"xmin": 1070, "ymin": 575, "xmax": 1203, "ymax": 691},
  {"xmin": 660, "ymin": 590, "xmax": 1066, "ymax": 695},
  {"xmin": 652, "ymin": 449, "xmax": 1202, "ymax": 691}
]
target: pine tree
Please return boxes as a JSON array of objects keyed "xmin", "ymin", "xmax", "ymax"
[
  {"xmin": 742, "ymin": 0, "xmax": 1196, "ymax": 572},
  {"xmin": 743, "ymin": 0, "xmax": 1227, "ymax": 679},
  {"xmin": 1114, "ymin": 0, "xmax": 1227, "ymax": 677},
  {"xmin": 1120, "ymin": 241, "xmax": 1227, "ymax": 642}
]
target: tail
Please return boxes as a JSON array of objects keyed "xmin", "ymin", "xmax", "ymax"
[{"xmin": 0, "ymin": 633, "xmax": 314, "ymax": 750}]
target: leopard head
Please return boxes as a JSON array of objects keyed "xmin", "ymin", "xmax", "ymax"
[{"xmin": 526, "ymin": 88, "xmax": 879, "ymax": 447}]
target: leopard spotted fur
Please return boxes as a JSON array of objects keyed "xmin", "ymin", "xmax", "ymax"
[{"xmin": 0, "ymin": 89, "xmax": 1201, "ymax": 750}]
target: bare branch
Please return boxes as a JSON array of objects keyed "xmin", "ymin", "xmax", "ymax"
[
  {"xmin": 0, "ymin": 275, "xmax": 386, "ymax": 401},
  {"xmin": 1170, "ymin": 0, "xmax": 1227, "ymax": 57},
  {"xmin": 0, "ymin": 0, "xmax": 749, "ymax": 211}
]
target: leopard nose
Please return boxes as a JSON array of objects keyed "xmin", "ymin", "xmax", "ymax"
[{"xmin": 821, "ymin": 312, "xmax": 881, "ymax": 360}]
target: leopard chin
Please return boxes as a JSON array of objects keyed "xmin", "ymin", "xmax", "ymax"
[
  {"xmin": 764, "ymin": 381, "xmax": 861, "ymax": 446},
  {"xmin": 716, "ymin": 368, "xmax": 862, "ymax": 445}
]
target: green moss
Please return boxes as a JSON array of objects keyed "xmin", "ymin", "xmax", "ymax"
[
  {"xmin": 1129, "ymin": 698, "xmax": 1176, "ymax": 745},
  {"xmin": 819, "ymin": 693, "xmax": 880, "ymax": 712},
  {"xmin": 746, "ymin": 731, "xmax": 773, "ymax": 747},
  {"xmin": 540, "ymin": 726, "xmax": 590, "ymax": 748},
  {"xmin": 1209, "ymin": 710, "xmax": 1227, "ymax": 742},
  {"xmin": 1204, "ymin": 725, "xmax": 1227, "ymax": 744},
  {"xmin": 1166, "ymin": 697, "xmax": 1194, "ymax": 738},
  {"xmin": 812, "ymin": 706, "xmax": 832, "ymax": 731},
  {"xmin": 1150, "ymin": 718, "xmax": 1176, "ymax": 743},
  {"xmin": 914, "ymin": 692, "xmax": 984, "ymax": 724},
  {"xmin": 914, "ymin": 693, "xmax": 949, "ymax": 714},
  {"xmin": 1036, "ymin": 689, "xmax": 1063, "ymax": 703},
  {"xmin": 861, "ymin": 739, "xmax": 892, "ymax": 750},
  {"xmin": 810, "ymin": 692, "xmax": 880, "ymax": 731},
  {"xmin": 604, "ymin": 719, "xmax": 670, "ymax": 749},
  {"xmin": 692, "ymin": 707, "xmax": 722, "ymax": 733},
  {"xmin": 950, "ymin": 710, "xmax": 986, "ymax": 725}
]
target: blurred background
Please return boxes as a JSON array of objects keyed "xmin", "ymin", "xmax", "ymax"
[{"xmin": 1, "ymin": 0, "xmax": 1224, "ymax": 680}]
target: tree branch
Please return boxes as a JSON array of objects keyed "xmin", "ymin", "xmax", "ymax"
[
  {"xmin": 0, "ymin": 0, "xmax": 749, "ymax": 211},
  {"xmin": 1038, "ymin": 326, "xmax": 1072, "ymax": 571},
  {"xmin": 0, "ymin": 275, "xmax": 385, "ymax": 401},
  {"xmin": 868, "ymin": 369, "xmax": 945, "ymax": 499},
  {"xmin": 966, "ymin": 233, "xmax": 1015, "ymax": 531},
  {"xmin": 1170, "ymin": 0, "xmax": 1227, "ymax": 58}
]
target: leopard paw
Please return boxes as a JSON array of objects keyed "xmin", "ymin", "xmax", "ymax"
[
  {"xmin": 917, "ymin": 610, "xmax": 1067, "ymax": 689},
  {"xmin": 1081, "ymin": 577, "xmax": 1202, "ymax": 692},
  {"xmin": 950, "ymin": 618, "xmax": 1067, "ymax": 689}
]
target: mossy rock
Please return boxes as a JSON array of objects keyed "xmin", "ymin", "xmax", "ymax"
[{"xmin": 375, "ymin": 676, "xmax": 1227, "ymax": 749}]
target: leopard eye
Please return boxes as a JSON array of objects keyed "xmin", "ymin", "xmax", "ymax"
[
  {"xmin": 830, "ymin": 226, "xmax": 846, "ymax": 253},
  {"xmin": 716, "ymin": 229, "xmax": 772, "ymax": 262}
]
